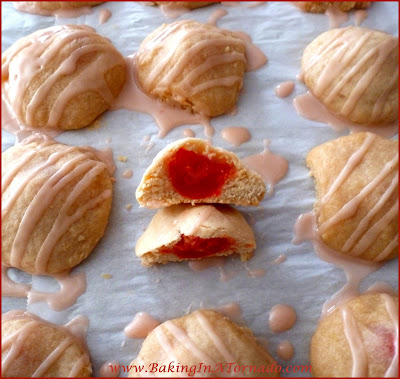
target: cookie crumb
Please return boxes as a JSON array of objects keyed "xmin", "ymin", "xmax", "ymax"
[
  {"xmin": 117, "ymin": 155, "xmax": 128, "ymax": 162},
  {"xmin": 101, "ymin": 273, "xmax": 112, "ymax": 279},
  {"xmin": 125, "ymin": 203, "xmax": 133, "ymax": 211}
]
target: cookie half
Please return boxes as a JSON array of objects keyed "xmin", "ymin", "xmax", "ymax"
[
  {"xmin": 136, "ymin": 138, "xmax": 266, "ymax": 208},
  {"xmin": 136, "ymin": 204, "xmax": 256, "ymax": 266}
]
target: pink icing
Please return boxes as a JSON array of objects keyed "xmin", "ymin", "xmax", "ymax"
[
  {"xmin": 124, "ymin": 312, "xmax": 161, "ymax": 339},
  {"xmin": 221, "ymin": 126, "xmax": 251, "ymax": 146},
  {"xmin": 269, "ymin": 304, "xmax": 297, "ymax": 333}
]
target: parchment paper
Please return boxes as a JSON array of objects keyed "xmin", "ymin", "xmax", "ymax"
[{"xmin": 1, "ymin": 1, "xmax": 398, "ymax": 377}]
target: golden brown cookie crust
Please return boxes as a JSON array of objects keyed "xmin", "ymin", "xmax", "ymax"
[
  {"xmin": 1, "ymin": 138, "xmax": 113, "ymax": 274},
  {"xmin": 2, "ymin": 310, "xmax": 92, "ymax": 377},
  {"xmin": 129, "ymin": 309, "xmax": 279, "ymax": 377},
  {"xmin": 307, "ymin": 132, "xmax": 398, "ymax": 261},
  {"xmin": 2, "ymin": 25, "xmax": 126, "ymax": 130},
  {"xmin": 136, "ymin": 20, "xmax": 246, "ymax": 117},
  {"xmin": 136, "ymin": 204, "xmax": 256, "ymax": 266},
  {"xmin": 136, "ymin": 138, "xmax": 266, "ymax": 208},
  {"xmin": 295, "ymin": 1, "xmax": 371, "ymax": 13},
  {"xmin": 149, "ymin": 2, "xmax": 215, "ymax": 10},
  {"xmin": 302, "ymin": 27, "xmax": 398, "ymax": 125},
  {"xmin": 311, "ymin": 293, "xmax": 398, "ymax": 377}
]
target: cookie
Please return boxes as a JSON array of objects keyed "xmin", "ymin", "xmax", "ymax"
[
  {"xmin": 307, "ymin": 132, "xmax": 398, "ymax": 261},
  {"xmin": 2, "ymin": 24, "xmax": 126, "ymax": 130},
  {"xmin": 1, "ymin": 137, "xmax": 113, "ymax": 275},
  {"xmin": 129, "ymin": 309, "xmax": 279, "ymax": 377},
  {"xmin": 294, "ymin": 2, "xmax": 371, "ymax": 13},
  {"xmin": 311, "ymin": 293, "xmax": 398, "ymax": 377},
  {"xmin": 136, "ymin": 138, "xmax": 266, "ymax": 208},
  {"xmin": 149, "ymin": 2, "xmax": 214, "ymax": 10},
  {"xmin": 136, "ymin": 20, "xmax": 246, "ymax": 117},
  {"xmin": 302, "ymin": 27, "xmax": 398, "ymax": 125},
  {"xmin": 2, "ymin": 310, "xmax": 92, "ymax": 377},
  {"xmin": 13, "ymin": 2, "xmax": 103, "ymax": 15},
  {"xmin": 136, "ymin": 204, "xmax": 256, "ymax": 266}
]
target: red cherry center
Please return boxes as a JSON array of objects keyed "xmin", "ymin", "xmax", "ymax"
[
  {"xmin": 167, "ymin": 148, "xmax": 236, "ymax": 199},
  {"xmin": 160, "ymin": 234, "xmax": 235, "ymax": 259}
]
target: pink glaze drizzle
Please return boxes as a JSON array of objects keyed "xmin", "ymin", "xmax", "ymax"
[
  {"xmin": 207, "ymin": 8, "xmax": 228, "ymax": 26},
  {"xmin": 382, "ymin": 294, "xmax": 399, "ymax": 377},
  {"xmin": 242, "ymin": 139, "xmax": 288, "ymax": 195},
  {"xmin": 1, "ymin": 310, "xmax": 90, "ymax": 376},
  {"xmin": 188, "ymin": 256, "xmax": 226, "ymax": 271},
  {"xmin": 325, "ymin": 6, "xmax": 349, "ymax": 28},
  {"xmin": 2, "ymin": 138, "xmax": 112, "ymax": 274},
  {"xmin": 294, "ymin": 212, "xmax": 382, "ymax": 315},
  {"xmin": 124, "ymin": 312, "xmax": 161, "ymax": 339},
  {"xmin": 341, "ymin": 303, "xmax": 368, "ymax": 377},
  {"xmin": 269, "ymin": 304, "xmax": 297, "ymax": 333},
  {"xmin": 100, "ymin": 361, "xmax": 120, "ymax": 377},
  {"xmin": 99, "ymin": 9, "xmax": 112, "ymax": 24},
  {"xmin": 276, "ymin": 340, "xmax": 294, "ymax": 361},
  {"xmin": 221, "ymin": 126, "xmax": 251, "ymax": 146},
  {"xmin": 293, "ymin": 92, "xmax": 398, "ymax": 137},
  {"xmin": 2, "ymin": 25, "xmax": 123, "ymax": 132},
  {"xmin": 214, "ymin": 302, "xmax": 243, "ymax": 324},
  {"xmin": 354, "ymin": 9, "xmax": 368, "ymax": 26},
  {"xmin": 1, "ymin": 265, "xmax": 30, "ymax": 298},
  {"xmin": 27, "ymin": 271, "xmax": 87, "ymax": 311},
  {"xmin": 275, "ymin": 81, "xmax": 295, "ymax": 98},
  {"xmin": 183, "ymin": 128, "xmax": 195, "ymax": 138},
  {"xmin": 298, "ymin": 26, "xmax": 398, "ymax": 130},
  {"xmin": 122, "ymin": 169, "xmax": 133, "ymax": 179}
]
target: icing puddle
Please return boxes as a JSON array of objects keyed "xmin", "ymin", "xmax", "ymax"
[
  {"xmin": 242, "ymin": 139, "xmax": 289, "ymax": 195},
  {"xmin": 2, "ymin": 265, "xmax": 87, "ymax": 311}
]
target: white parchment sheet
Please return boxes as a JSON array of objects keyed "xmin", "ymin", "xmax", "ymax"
[{"xmin": 1, "ymin": 1, "xmax": 398, "ymax": 377}]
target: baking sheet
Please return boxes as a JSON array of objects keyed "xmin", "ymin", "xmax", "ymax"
[{"xmin": 1, "ymin": 1, "xmax": 398, "ymax": 377}]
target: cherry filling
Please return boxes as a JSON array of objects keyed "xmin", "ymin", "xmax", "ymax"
[
  {"xmin": 160, "ymin": 235, "xmax": 236, "ymax": 259},
  {"xmin": 167, "ymin": 148, "xmax": 236, "ymax": 199}
]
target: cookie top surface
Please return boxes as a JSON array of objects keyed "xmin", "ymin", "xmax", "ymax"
[
  {"xmin": 2, "ymin": 24, "xmax": 126, "ymax": 130},
  {"xmin": 311, "ymin": 293, "xmax": 398, "ymax": 377},
  {"xmin": 294, "ymin": 2, "xmax": 371, "ymax": 13},
  {"xmin": 2, "ymin": 310, "xmax": 92, "ymax": 377},
  {"xmin": 302, "ymin": 26, "xmax": 398, "ymax": 125},
  {"xmin": 1, "ymin": 137, "xmax": 113, "ymax": 275},
  {"xmin": 129, "ymin": 309, "xmax": 279, "ymax": 377},
  {"xmin": 307, "ymin": 132, "xmax": 398, "ymax": 262},
  {"xmin": 136, "ymin": 20, "xmax": 246, "ymax": 117}
]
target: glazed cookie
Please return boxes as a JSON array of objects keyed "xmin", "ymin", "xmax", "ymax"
[
  {"xmin": 1, "ymin": 136, "xmax": 113, "ymax": 275},
  {"xmin": 136, "ymin": 204, "xmax": 256, "ymax": 266},
  {"xmin": 129, "ymin": 309, "xmax": 279, "ymax": 377},
  {"xmin": 136, "ymin": 138, "xmax": 266, "ymax": 208},
  {"xmin": 148, "ymin": 2, "xmax": 215, "ymax": 10},
  {"xmin": 13, "ymin": 2, "xmax": 103, "ymax": 16},
  {"xmin": 302, "ymin": 27, "xmax": 398, "ymax": 125},
  {"xmin": 294, "ymin": 2, "xmax": 371, "ymax": 13},
  {"xmin": 136, "ymin": 20, "xmax": 246, "ymax": 117},
  {"xmin": 2, "ymin": 310, "xmax": 92, "ymax": 377},
  {"xmin": 307, "ymin": 132, "xmax": 398, "ymax": 262},
  {"xmin": 2, "ymin": 24, "xmax": 126, "ymax": 130},
  {"xmin": 311, "ymin": 293, "xmax": 398, "ymax": 377}
]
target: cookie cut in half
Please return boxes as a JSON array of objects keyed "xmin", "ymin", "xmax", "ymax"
[
  {"xmin": 307, "ymin": 132, "xmax": 398, "ymax": 262},
  {"xmin": 302, "ymin": 27, "xmax": 398, "ymax": 125},
  {"xmin": 136, "ymin": 138, "xmax": 266, "ymax": 208},
  {"xmin": 136, "ymin": 20, "xmax": 246, "ymax": 117},
  {"xmin": 311, "ymin": 293, "xmax": 398, "ymax": 377},
  {"xmin": 129, "ymin": 309, "xmax": 279, "ymax": 378},
  {"xmin": 136, "ymin": 204, "xmax": 256, "ymax": 266},
  {"xmin": 2, "ymin": 310, "xmax": 92, "ymax": 377}
]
